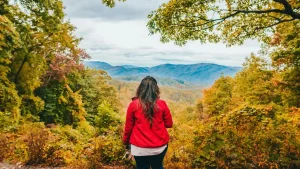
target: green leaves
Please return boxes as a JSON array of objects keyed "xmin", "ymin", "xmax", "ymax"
[
  {"xmin": 203, "ymin": 76, "xmax": 233, "ymax": 115},
  {"xmin": 194, "ymin": 50, "xmax": 300, "ymax": 168},
  {"xmin": 102, "ymin": 0, "xmax": 126, "ymax": 8},
  {"xmin": 193, "ymin": 105, "xmax": 300, "ymax": 168},
  {"xmin": 146, "ymin": 0, "xmax": 299, "ymax": 46},
  {"xmin": 269, "ymin": 21, "xmax": 300, "ymax": 107},
  {"xmin": 0, "ymin": 0, "xmax": 126, "ymax": 167},
  {"xmin": 94, "ymin": 101, "xmax": 121, "ymax": 135},
  {"xmin": 0, "ymin": 0, "xmax": 95, "ymax": 124}
]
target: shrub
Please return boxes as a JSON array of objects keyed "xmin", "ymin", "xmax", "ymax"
[
  {"xmin": 25, "ymin": 124, "xmax": 50, "ymax": 165},
  {"xmin": 164, "ymin": 106, "xmax": 198, "ymax": 169},
  {"xmin": 0, "ymin": 111, "xmax": 19, "ymax": 132},
  {"xmin": 86, "ymin": 135, "xmax": 125, "ymax": 168},
  {"xmin": 202, "ymin": 76, "xmax": 233, "ymax": 116},
  {"xmin": 0, "ymin": 133, "xmax": 10, "ymax": 162},
  {"xmin": 94, "ymin": 101, "xmax": 122, "ymax": 135},
  {"xmin": 193, "ymin": 105, "xmax": 300, "ymax": 168},
  {"xmin": 45, "ymin": 125, "xmax": 86, "ymax": 166}
]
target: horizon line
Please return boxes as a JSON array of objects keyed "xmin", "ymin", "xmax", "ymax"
[{"xmin": 83, "ymin": 60, "xmax": 242, "ymax": 68}]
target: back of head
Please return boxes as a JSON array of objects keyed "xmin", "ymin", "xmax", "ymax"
[{"xmin": 136, "ymin": 76, "xmax": 160, "ymax": 126}]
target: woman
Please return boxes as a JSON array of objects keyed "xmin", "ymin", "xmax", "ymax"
[{"xmin": 122, "ymin": 76, "xmax": 173, "ymax": 169}]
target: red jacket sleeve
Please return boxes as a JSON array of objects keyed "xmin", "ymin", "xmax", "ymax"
[
  {"xmin": 162, "ymin": 101, "xmax": 173, "ymax": 128},
  {"xmin": 122, "ymin": 102, "xmax": 135, "ymax": 145}
]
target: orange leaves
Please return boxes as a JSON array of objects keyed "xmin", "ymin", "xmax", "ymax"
[
  {"xmin": 44, "ymin": 50, "xmax": 88, "ymax": 82},
  {"xmin": 270, "ymin": 33, "xmax": 283, "ymax": 46},
  {"xmin": 26, "ymin": 128, "xmax": 50, "ymax": 165},
  {"xmin": 0, "ymin": 133, "xmax": 10, "ymax": 162},
  {"xmin": 290, "ymin": 107, "xmax": 300, "ymax": 115},
  {"xmin": 193, "ymin": 54, "xmax": 300, "ymax": 168},
  {"xmin": 193, "ymin": 103, "xmax": 300, "ymax": 168}
]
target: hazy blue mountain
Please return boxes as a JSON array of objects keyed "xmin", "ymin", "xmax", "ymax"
[
  {"xmin": 122, "ymin": 65, "xmax": 140, "ymax": 69},
  {"xmin": 84, "ymin": 61, "xmax": 112, "ymax": 70},
  {"xmin": 84, "ymin": 61, "xmax": 241, "ymax": 86},
  {"xmin": 116, "ymin": 67, "xmax": 150, "ymax": 76},
  {"xmin": 108, "ymin": 66, "xmax": 128, "ymax": 76}
]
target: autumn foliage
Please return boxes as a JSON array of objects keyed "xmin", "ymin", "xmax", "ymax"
[
  {"xmin": 0, "ymin": 0, "xmax": 128, "ymax": 167},
  {"xmin": 1, "ymin": 0, "xmax": 300, "ymax": 168},
  {"xmin": 192, "ymin": 53, "xmax": 300, "ymax": 168}
]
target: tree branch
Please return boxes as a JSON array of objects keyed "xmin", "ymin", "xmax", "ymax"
[
  {"xmin": 170, "ymin": 3, "xmax": 299, "ymax": 31},
  {"xmin": 254, "ymin": 18, "xmax": 295, "ymax": 31},
  {"xmin": 171, "ymin": 11, "xmax": 241, "ymax": 28},
  {"xmin": 232, "ymin": 9, "xmax": 286, "ymax": 15},
  {"xmin": 273, "ymin": 0, "xmax": 300, "ymax": 19}
]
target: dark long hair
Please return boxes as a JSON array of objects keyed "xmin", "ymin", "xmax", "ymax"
[{"xmin": 136, "ymin": 76, "xmax": 160, "ymax": 126}]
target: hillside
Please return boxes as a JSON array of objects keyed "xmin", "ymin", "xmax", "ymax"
[
  {"xmin": 84, "ymin": 61, "xmax": 241, "ymax": 86},
  {"xmin": 109, "ymin": 79, "xmax": 202, "ymax": 112},
  {"xmin": 1, "ymin": 0, "xmax": 299, "ymax": 169},
  {"xmin": 115, "ymin": 76, "xmax": 198, "ymax": 89}
]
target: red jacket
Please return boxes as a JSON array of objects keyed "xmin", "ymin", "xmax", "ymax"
[{"xmin": 122, "ymin": 98, "xmax": 173, "ymax": 148}]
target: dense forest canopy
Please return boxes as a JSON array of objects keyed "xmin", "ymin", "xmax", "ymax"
[
  {"xmin": 0, "ymin": 0, "xmax": 299, "ymax": 168},
  {"xmin": 1, "ymin": 0, "xmax": 125, "ymax": 167}
]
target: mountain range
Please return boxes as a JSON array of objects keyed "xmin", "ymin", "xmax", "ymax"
[{"xmin": 84, "ymin": 61, "xmax": 241, "ymax": 86}]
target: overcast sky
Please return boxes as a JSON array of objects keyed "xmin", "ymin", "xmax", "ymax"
[{"xmin": 63, "ymin": 0, "xmax": 261, "ymax": 67}]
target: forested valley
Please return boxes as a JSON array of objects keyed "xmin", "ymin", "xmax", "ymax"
[{"xmin": 0, "ymin": 0, "xmax": 299, "ymax": 169}]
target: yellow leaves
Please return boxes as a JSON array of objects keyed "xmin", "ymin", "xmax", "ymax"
[
  {"xmin": 290, "ymin": 107, "xmax": 300, "ymax": 115},
  {"xmin": 225, "ymin": 0, "xmax": 232, "ymax": 11},
  {"xmin": 146, "ymin": 0, "xmax": 299, "ymax": 46},
  {"xmin": 194, "ymin": 100, "xmax": 300, "ymax": 167},
  {"xmin": 202, "ymin": 76, "xmax": 233, "ymax": 115},
  {"xmin": 0, "ymin": 16, "xmax": 20, "ymax": 50},
  {"xmin": 58, "ymin": 95, "xmax": 67, "ymax": 104},
  {"xmin": 194, "ymin": 47, "xmax": 300, "ymax": 167},
  {"xmin": 288, "ymin": 0, "xmax": 300, "ymax": 7}
]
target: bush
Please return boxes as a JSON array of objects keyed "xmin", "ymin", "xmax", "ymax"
[
  {"xmin": 1, "ymin": 123, "xmax": 48, "ymax": 164},
  {"xmin": 0, "ymin": 111, "xmax": 19, "ymax": 132},
  {"xmin": 0, "ymin": 118, "xmax": 130, "ymax": 168},
  {"xmin": 0, "ymin": 133, "xmax": 10, "ymax": 162},
  {"xmin": 164, "ymin": 105, "xmax": 198, "ymax": 169},
  {"xmin": 45, "ymin": 125, "xmax": 87, "ymax": 166},
  {"xmin": 193, "ymin": 105, "xmax": 300, "ymax": 168},
  {"xmin": 23, "ymin": 123, "xmax": 50, "ymax": 165},
  {"xmin": 86, "ymin": 135, "xmax": 125, "ymax": 168},
  {"xmin": 94, "ymin": 101, "xmax": 122, "ymax": 135}
]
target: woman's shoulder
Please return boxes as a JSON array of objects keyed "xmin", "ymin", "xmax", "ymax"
[
  {"xmin": 156, "ymin": 98, "xmax": 167, "ymax": 106},
  {"xmin": 127, "ymin": 97, "xmax": 139, "ymax": 110},
  {"xmin": 131, "ymin": 96, "xmax": 138, "ymax": 101},
  {"xmin": 130, "ymin": 97, "xmax": 139, "ymax": 105}
]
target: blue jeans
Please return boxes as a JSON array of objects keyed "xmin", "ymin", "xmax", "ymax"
[{"xmin": 134, "ymin": 146, "xmax": 168, "ymax": 169}]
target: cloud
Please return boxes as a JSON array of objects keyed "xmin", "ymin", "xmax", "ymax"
[
  {"xmin": 63, "ymin": 0, "xmax": 261, "ymax": 67},
  {"xmin": 84, "ymin": 39, "xmax": 258, "ymax": 67},
  {"xmin": 63, "ymin": 0, "xmax": 167, "ymax": 21}
]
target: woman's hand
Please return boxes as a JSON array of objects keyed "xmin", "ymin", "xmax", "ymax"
[{"xmin": 123, "ymin": 144, "xmax": 134, "ymax": 160}]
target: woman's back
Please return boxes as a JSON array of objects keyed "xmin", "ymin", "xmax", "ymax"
[
  {"xmin": 123, "ymin": 98, "xmax": 173, "ymax": 148},
  {"xmin": 122, "ymin": 76, "xmax": 173, "ymax": 169}
]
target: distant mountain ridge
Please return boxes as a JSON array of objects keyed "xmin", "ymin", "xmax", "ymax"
[{"xmin": 84, "ymin": 61, "xmax": 241, "ymax": 86}]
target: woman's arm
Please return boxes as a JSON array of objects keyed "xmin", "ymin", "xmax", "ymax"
[
  {"xmin": 122, "ymin": 102, "xmax": 135, "ymax": 145},
  {"xmin": 162, "ymin": 101, "xmax": 173, "ymax": 128}
]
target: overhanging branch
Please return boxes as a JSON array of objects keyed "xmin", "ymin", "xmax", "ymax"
[
  {"xmin": 273, "ymin": 0, "xmax": 300, "ymax": 19},
  {"xmin": 170, "ymin": 1, "xmax": 299, "ymax": 31}
]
